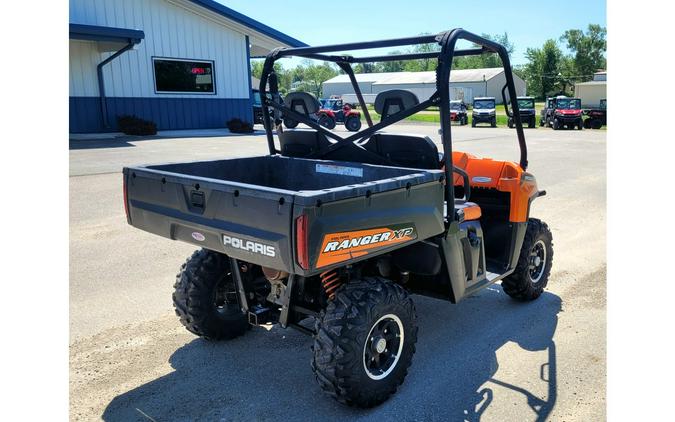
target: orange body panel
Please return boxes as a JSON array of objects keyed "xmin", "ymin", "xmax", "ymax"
[
  {"xmin": 462, "ymin": 204, "xmax": 482, "ymax": 221},
  {"xmin": 450, "ymin": 151, "xmax": 538, "ymax": 223}
]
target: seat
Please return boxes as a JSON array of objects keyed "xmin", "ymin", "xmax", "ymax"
[
  {"xmin": 363, "ymin": 133, "xmax": 440, "ymax": 170},
  {"xmin": 278, "ymin": 129, "xmax": 332, "ymax": 158},
  {"xmin": 283, "ymin": 91, "xmax": 321, "ymax": 116},
  {"xmin": 373, "ymin": 89, "xmax": 420, "ymax": 120}
]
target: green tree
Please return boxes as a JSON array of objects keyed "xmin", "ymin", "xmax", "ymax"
[
  {"xmin": 560, "ymin": 24, "xmax": 607, "ymax": 80},
  {"xmin": 522, "ymin": 39, "xmax": 563, "ymax": 99},
  {"xmin": 453, "ymin": 32, "xmax": 515, "ymax": 70},
  {"xmin": 292, "ymin": 61, "xmax": 338, "ymax": 97}
]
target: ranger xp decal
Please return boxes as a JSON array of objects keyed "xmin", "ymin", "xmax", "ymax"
[{"xmin": 316, "ymin": 224, "xmax": 417, "ymax": 268}]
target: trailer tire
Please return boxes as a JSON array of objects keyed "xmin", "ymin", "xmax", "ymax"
[
  {"xmin": 173, "ymin": 249, "xmax": 249, "ymax": 341},
  {"xmin": 312, "ymin": 277, "xmax": 418, "ymax": 408},
  {"xmin": 501, "ymin": 219, "xmax": 554, "ymax": 301}
]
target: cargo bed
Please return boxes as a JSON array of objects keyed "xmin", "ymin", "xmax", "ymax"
[{"xmin": 124, "ymin": 155, "xmax": 445, "ymax": 275}]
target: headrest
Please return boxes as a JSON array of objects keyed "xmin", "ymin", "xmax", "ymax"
[
  {"xmin": 283, "ymin": 92, "xmax": 321, "ymax": 115},
  {"xmin": 374, "ymin": 89, "xmax": 420, "ymax": 117}
]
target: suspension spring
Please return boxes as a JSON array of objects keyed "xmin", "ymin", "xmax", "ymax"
[{"xmin": 320, "ymin": 269, "xmax": 343, "ymax": 300}]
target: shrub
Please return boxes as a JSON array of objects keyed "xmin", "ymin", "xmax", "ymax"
[
  {"xmin": 116, "ymin": 115, "xmax": 157, "ymax": 136},
  {"xmin": 226, "ymin": 118, "xmax": 254, "ymax": 133}
]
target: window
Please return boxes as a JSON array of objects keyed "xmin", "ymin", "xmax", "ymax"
[{"xmin": 153, "ymin": 58, "xmax": 215, "ymax": 94}]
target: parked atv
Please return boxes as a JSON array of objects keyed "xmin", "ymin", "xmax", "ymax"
[
  {"xmin": 471, "ymin": 97, "xmax": 497, "ymax": 127},
  {"xmin": 450, "ymin": 100, "xmax": 468, "ymax": 125},
  {"xmin": 508, "ymin": 96, "xmax": 536, "ymax": 129},
  {"xmin": 285, "ymin": 98, "xmax": 362, "ymax": 132},
  {"xmin": 583, "ymin": 99, "xmax": 606, "ymax": 129},
  {"xmin": 124, "ymin": 30, "xmax": 553, "ymax": 409},
  {"xmin": 540, "ymin": 96, "xmax": 583, "ymax": 130}
]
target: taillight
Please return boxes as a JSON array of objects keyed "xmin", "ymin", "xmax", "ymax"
[
  {"xmin": 295, "ymin": 214, "xmax": 309, "ymax": 270},
  {"xmin": 123, "ymin": 173, "xmax": 130, "ymax": 223}
]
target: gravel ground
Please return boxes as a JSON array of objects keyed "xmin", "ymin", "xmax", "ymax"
[{"xmin": 70, "ymin": 123, "xmax": 606, "ymax": 421}]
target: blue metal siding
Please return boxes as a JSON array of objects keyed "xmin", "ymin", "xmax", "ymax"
[{"xmin": 69, "ymin": 96, "xmax": 250, "ymax": 133}]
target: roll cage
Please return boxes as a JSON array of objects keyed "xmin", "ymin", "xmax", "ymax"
[{"xmin": 259, "ymin": 28, "xmax": 528, "ymax": 222}]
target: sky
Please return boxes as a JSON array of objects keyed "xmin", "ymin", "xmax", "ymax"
[{"xmin": 219, "ymin": 0, "xmax": 606, "ymax": 66}]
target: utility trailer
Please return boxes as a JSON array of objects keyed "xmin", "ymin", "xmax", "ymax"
[{"xmin": 124, "ymin": 29, "xmax": 553, "ymax": 408}]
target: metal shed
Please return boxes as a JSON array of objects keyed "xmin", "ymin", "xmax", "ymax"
[
  {"xmin": 323, "ymin": 67, "xmax": 526, "ymax": 104},
  {"xmin": 69, "ymin": 0, "xmax": 305, "ymax": 133}
]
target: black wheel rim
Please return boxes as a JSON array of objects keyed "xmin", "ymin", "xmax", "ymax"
[
  {"xmin": 528, "ymin": 240, "xmax": 547, "ymax": 284},
  {"xmin": 362, "ymin": 314, "xmax": 404, "ymax": 380}
]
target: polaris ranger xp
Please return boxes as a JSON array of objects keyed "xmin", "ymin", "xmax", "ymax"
[
  {"xmin": 508, "ymin": 96, "xmax": 536, "ymax": 128},
  {"xmin": 123, "ymin": 29, "xmax": 553, "ymax": 408},
  {"xmin": 471, "ymin": 96, "xmax": 497, "ymax": 127},
  {"xmin": 540, "ymin": 95, "xmax": 583, "ymax": 130}
]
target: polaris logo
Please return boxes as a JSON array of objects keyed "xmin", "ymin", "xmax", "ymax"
[
  {"xmin": 223, "ymin": 234, "xmax": 276, "ymax": 257},
  {"xmin": 322, "ymin": 228, "xmax": 414, "ymax": 253}
]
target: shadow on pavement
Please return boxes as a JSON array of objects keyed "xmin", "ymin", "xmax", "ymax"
[
  {"xmin": 69, "ymin": 130, "xmax": 267, "ymax": 150},
  {"xmin": 102, "ymin": 286, "xmax": 561, "ymax": 421}
]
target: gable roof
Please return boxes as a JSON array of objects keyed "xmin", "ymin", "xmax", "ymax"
[
  {"xmin": 324, "ymin": 68, "xmax": 508, "ymax": 86},
  {"xmin": 188, "ymin": 0, "xmax": 306, "ymax": 47}
]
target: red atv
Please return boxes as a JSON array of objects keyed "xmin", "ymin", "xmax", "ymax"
[{"xmin": 316, "ymin": 98, "xmax": 362, "ymax": 132}]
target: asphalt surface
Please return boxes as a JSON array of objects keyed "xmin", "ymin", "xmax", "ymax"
[{"xmin": 70, "ymin": 123, "xmax": 606, "ymax": 421}]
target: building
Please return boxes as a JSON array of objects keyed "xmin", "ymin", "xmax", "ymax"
[
  {"xmin": 322, "ymin": 68, "xmax": 526, "ymax": 105},
  {"xmin": 574, "ymin": 71, "xmax": 607, "ymax": 108},
  {"xmin": 69, "ymin": 0, "xmax": 305, "ymax": 133}
]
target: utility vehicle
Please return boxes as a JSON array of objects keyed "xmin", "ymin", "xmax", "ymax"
[
  {"xmin": 583, "ymin": 98, "xmax": 606, "ymax": 129},
  {"xmin": 450, "ymin": 100, "xmax": 468, "ymax": 125},
  {"xmin": 471, "ymin": 96, "xmax": 497, "ymax": 127},
  {"xmin": 284, "ymin": 97, "xmax": 362, "ymax": 132},
  {"xmin": 540, "ymin": 96, "xmax": 583, "ymax": 130},
  {"xmin": 508, "ymin": 96, "xmax": 536, "ymax": 128},
  {"xmin": 123, "ymin": 29, "xmax": 553, "ymax": 408}
]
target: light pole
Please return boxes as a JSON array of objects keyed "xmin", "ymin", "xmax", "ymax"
[{"xmin": 483, "ymin": 74, "xmax": 487, "ymax": 96}]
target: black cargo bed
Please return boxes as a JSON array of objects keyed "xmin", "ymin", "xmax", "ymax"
[{"xmin": 124, "ymin": 155, "xmax": 445, "ymax": 274}]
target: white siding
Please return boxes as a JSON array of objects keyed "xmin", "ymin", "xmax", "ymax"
[{"xmin": 69, "ymin": 0, "xmax": 249, "ymax": 99}]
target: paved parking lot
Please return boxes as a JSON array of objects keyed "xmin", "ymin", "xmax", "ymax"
[{"xmin": 70, "ymin": 123, "xmax": 606, "ymax": 421}]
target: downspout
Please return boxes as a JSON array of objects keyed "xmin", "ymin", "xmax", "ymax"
[
  {"xmin": 96, "ymin": 41, "xmax": 136, "ymax": 129},
  {"xmin": 245, "ymin": 35, "xmax": 254, "ymax": 123}
]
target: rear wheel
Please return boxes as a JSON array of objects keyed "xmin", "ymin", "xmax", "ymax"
[
  {"xmin": 173, "ymin": 249, "xmax": 248, "ymax": 340},
  {"xmin": 583, "ymin": 118, "xmax": 592, "ymax": 129},
  {"xmin": 312, "ymin": 277, "xmax": 418, "ymax": 408},
  {"xmin": 345, "ymin": 116, "xmax": 362, "ymax": 131},
  {"xmin": 529, "ymin": 117, "xmax": 536, "ymax": 128},
  {"xmin": 591, "ymin": 119, "xmax": 603, "ymax": 129},
  {"xmin": 502, "ymin": 219, "xmax": 553, "ymax": 301}
]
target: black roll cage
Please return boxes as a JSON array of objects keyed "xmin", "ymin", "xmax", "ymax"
[{"xmin": 259, "ymin": 28, "xmax": 527, "ymax": 219}]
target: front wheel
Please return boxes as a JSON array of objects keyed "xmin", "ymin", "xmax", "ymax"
[
  {"xmin": 312, "ymin": 277, "xmax": 418, "ymax": 408},
  {"xmin": 501, "ymin": 219, "xmax": 554, "ymax": 301},
  {"xmin": 173, "ymin": 249, "xmax": 249, "ymax": 340},
  {"xmin": 552, "ymin": 118, "xmax": 560, "ymax": 130},
  {"xmin": 491, "ymin": 117, "xmax": 497, "ymax": 128},
  {"xmin": 508, "ymin": 118, "xmax": 514, "ymax": 128}
]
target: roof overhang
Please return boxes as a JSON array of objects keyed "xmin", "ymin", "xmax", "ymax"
[
  {"xmin": 184, "ymin": 0, "xmax": 306, "ymax": 55},
  {"xmin": 69, "ymin": 23, "xmax": 145, "ymax": 44}
]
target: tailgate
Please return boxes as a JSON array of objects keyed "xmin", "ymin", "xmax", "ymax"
[{"xmin": 123, "ymin": 167, "xmax": 296, "ymax": 272}]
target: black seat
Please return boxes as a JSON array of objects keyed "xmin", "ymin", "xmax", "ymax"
[
  {"xmin": 373, "ymin": 89, "xmax": 419, "ymax": 120},
  {"xmin": 283, "ymin": 91, "xmax": 321, "ymax": 117},
  {"xmin": 278, "ymin": 92, "xmax": 328, "ymax": 157},
  {"xmin": 363, "ymin": 133, "xmax": 440, "ymax": 170},
  {"xmin": 278, "ymin": 129, "xmax": 332, "ymax": 158}
]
